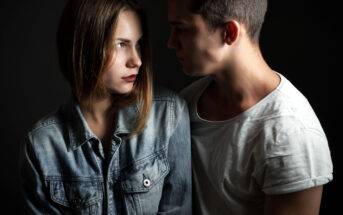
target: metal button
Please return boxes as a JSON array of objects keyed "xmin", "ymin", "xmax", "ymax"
[{"xmin": 143, "ymin": 179, "xmax": 151, "ymax": 187}]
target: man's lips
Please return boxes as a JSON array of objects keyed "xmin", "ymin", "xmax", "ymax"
[
  {"xmin": 122, "ymin": 74, "xmax": 137, "ymax": 82},
  {"xmin": 177, "ymin": 56, "xmax": 184, "ymax": 63}
]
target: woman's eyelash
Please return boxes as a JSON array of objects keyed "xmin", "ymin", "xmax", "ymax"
[{"xmin": 116, "ymin": 42, "xmax": 126, "ymax": 48}]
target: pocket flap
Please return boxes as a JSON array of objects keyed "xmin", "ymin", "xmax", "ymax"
[
  {"xmin": 121, "ymin": 150, "xmax": 169, "ymax": 193},
  {"xmin": 49, "ymin": 179, "xmax": 103, "ymax": 209}
]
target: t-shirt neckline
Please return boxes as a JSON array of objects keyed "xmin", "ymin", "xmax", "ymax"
[{"xmin": 193, "ymin": 72, "xmax": 285, "ymax": 125}]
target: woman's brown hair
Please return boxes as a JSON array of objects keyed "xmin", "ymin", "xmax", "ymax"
[{"xmin": 57, "ymin": 0, "xmax": 153, "ymax": 135}]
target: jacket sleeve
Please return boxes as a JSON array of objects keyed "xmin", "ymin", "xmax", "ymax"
[
  {"xmin": 158, "ymin": 97, "xmax": 192, "ymax": 215},
  {"xmin": 19, "ymin": 133, "xmax": 61, "ymax": 214}
]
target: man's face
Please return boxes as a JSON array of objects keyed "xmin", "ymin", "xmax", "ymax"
[{"xmin": 167, "ymin": 0, "xmax": 224, "ymax": 76}]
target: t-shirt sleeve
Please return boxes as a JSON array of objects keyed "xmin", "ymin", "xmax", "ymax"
[{"xmin": 260, "ymin": 128, "xmax": 333, "ymax": 195}]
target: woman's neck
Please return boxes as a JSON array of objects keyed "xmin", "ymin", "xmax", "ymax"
[
  {"xmin": 80, "ymin": 96, "xmax": 115, "ymax": 123},
  {"xmin": 80, "ymin": 96, "xmax": 117, "ymax": 154}
]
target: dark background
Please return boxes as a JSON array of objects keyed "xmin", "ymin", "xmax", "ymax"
[{"xmin": 1, "ymin": 0, "xmax": 340, "ymax": 214}]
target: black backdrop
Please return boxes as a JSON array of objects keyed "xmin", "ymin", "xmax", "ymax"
[{"xmin": 1, "ymin": 0, "xmax": 340, "ymax": 214}]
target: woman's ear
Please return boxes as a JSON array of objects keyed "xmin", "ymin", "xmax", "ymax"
[{"xmin": 224, "ymin": 21, "xmax": 240, "ymax": 45}]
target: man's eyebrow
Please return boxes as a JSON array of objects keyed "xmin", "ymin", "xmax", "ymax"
[{"xmin": 169, "ymin": 21, "xmax": 187, "ymax": 26}]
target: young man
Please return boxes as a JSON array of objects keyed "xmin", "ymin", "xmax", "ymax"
[{"xmin": 167, "ymin": 0, "xmax": 333, "ymax": 214}]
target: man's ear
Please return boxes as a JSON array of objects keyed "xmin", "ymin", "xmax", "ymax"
[{"xmin": 224, "ymin": 21, "xmax": 240, "ymax": 45}]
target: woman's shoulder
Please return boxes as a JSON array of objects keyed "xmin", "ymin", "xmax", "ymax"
[
  {"xmin": 152, "ymin": 85, "xmax": 186, "ymax": 106},
  {"xmin": 25, "ymin": 103, "xmax": 72, "ymax": 145},
  {"xmin": 148, "ymin": 86, "xmax": 189, "ymax": 132},
  {"xmin": 28, "ymin": 109, "xmax": 64, "ymax": 133},
  {"xmin": 21, "ymin": 108, "xmax": 66, "ymax": 153},
  {"xmin": 150, "ymin": 86, "xmax": 189, "ymax": 126}
]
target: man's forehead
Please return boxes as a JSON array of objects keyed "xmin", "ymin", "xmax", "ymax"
[
  {"xmin": 168, "ymin": 0, "xmax": 194, "ymax": 22},
  {"xmin": 168, "ymin": 0, "xmax": 192, "ymax": 9}
]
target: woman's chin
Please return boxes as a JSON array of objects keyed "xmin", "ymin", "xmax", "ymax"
[{"xmin": 109, "ymin": 86, "xmax": 134, "ymax": 95}]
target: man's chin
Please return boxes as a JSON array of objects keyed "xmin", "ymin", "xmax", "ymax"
[{"xmin": 182, "ymin": 67, "xmax": 205, "ymax": 77}]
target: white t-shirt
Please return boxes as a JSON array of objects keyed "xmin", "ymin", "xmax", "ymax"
[{"xmin": 180, "ymin": 73, "xmax": 333, "ymax": 215}]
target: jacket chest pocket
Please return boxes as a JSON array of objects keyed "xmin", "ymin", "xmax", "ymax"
[
  {"xmin": 47, "ymin": 179, "xmax": 103, "ymax": 214},
  {"xmin": 120, "ymin": 150, "xmax": 170, "ymax": 214}
]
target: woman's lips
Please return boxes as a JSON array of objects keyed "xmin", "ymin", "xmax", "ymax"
[{"xmin": 122, "ymin": 74, "xmax": 137, "ymax": 82}]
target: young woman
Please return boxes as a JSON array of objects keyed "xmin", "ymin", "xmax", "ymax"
[{"xmin": 19, "ymin": 0, "xmax": 191, "ymax": 214}]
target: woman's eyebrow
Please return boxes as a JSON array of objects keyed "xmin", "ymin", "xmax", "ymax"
[
  {"xmin": 116, "ymin": 38, "xmax": 131, "ymax": 43},
  {"xmin": 116, "ymin": 35, "xmax": 143, "ymax": 43}
]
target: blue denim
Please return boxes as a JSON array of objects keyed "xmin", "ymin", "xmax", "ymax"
[{"xmin": 19, "ymin": 87, "xmax": 192, "ymax": 214}]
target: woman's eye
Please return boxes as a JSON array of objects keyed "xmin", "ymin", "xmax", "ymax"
[{"xmin": 116, "ymin": 42, "xmax": 126, "ymax": 48}]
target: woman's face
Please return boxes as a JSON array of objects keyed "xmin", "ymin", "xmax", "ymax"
[{"xmin": 103, "ymin": 10, "xmax": 143, "ymax": 95}]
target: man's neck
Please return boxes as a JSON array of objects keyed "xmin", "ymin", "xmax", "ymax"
[{"xmin": 198, "ymin": 45, "xmax": 280, "ymax": 121}]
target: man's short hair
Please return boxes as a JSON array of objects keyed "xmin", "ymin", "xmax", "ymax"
[{"xmin": 190, "ymin": 0, "xmax": 268, "ymax": 43}]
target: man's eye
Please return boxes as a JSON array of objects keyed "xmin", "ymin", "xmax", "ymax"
[{"xmin": 175, "ymin": 27, "xmax": 189, "ymax": 33}]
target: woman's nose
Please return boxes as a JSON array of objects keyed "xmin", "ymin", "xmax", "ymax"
[{"xmin": 127, "ymin": 48, "xmax": 142, "ymax": 68}]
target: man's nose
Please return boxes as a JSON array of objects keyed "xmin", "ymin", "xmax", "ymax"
[{"xmin": 167, "ymin": 28, "xmax": 178, "ymax": 50}]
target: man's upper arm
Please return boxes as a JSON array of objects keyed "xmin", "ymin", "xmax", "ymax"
[
  {"xmin": 260, "ymin": 127, "xmax": 332, "ymax": 194},
  {"xmin": 264, "ymin": 186, "xmax": 323, "ymax": 215},
  {"xmin": 260, "ymin": 127, "xmax": 332, "ymax": 214}
]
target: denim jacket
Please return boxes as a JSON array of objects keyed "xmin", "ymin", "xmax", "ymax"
[{"xmin": 19, "ymin": 87, "xmax": 192, "ymax": 215}]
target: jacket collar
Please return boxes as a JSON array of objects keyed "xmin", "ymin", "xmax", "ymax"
[{"xmin": 63, "ymin": 96, "xmax": 138, "ymax": 151}]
